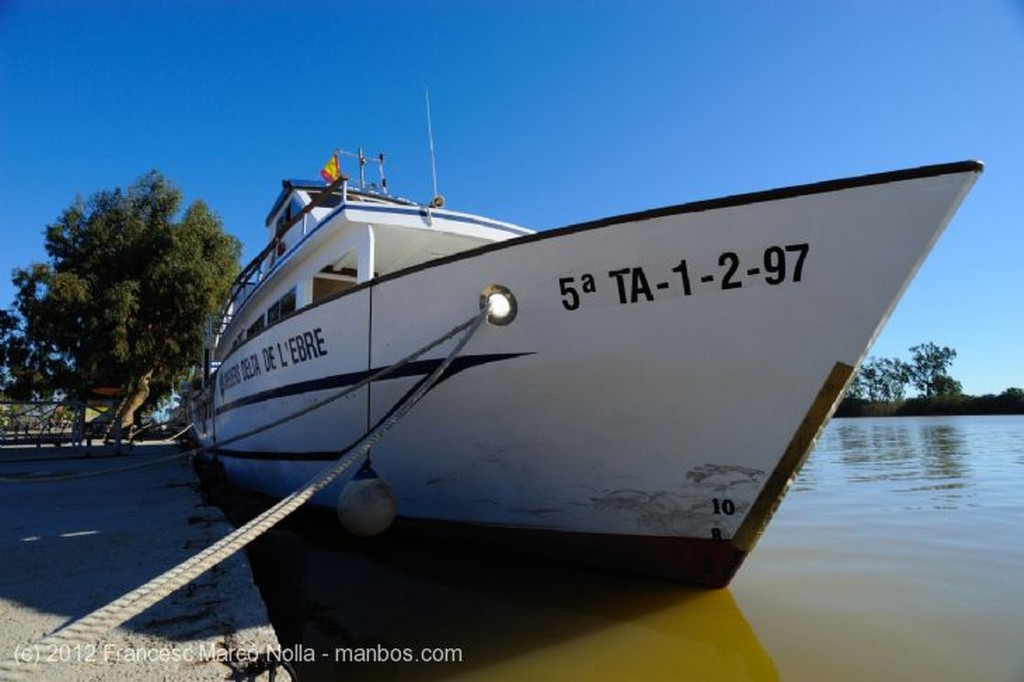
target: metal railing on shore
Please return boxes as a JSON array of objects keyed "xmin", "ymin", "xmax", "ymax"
[
  {"xmin": 0, "ymin": 400, "xmax": 84, "ymax": 447},
  {"xmin": 0, "ymin": 399, "xmax": 151, "ymax": 451}
]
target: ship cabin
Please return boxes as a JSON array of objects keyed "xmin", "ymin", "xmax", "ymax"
[{"xmin": 209, "ymin": 160, "xmax": 531, "ymax": 365}]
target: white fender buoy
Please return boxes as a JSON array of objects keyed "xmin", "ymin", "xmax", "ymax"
[{"xmin": 337, "ymin": 463, "xmax": 397, "ymax": 537}]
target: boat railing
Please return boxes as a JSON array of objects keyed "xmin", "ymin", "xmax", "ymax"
[
  {"xmin": 213, "ymin": 150, "xmax": 407, "ymax": 345},
  {"xmin": 205, "ymin": 311, "xmax": 233, "ymax": 344},
  {"xmin": 219, "ymin": 174, "xmax": 350, "ymax": 330}
]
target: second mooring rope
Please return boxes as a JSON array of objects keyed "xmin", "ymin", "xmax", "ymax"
[
  {"xmin": 1, "ymin": 307, "xmax": 490, "ymax": 678},
  {"xmin": 0, "ymin": 310, "xmax": 486, "ymax": 485}
]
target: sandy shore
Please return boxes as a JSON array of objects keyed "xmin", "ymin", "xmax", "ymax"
[{"xmin": 0, "ymin": 442, "xmax": 280, "ymax": 681}]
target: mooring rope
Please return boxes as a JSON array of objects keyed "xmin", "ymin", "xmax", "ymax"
[
  {"xmin": 0, "ymin": 310, "xmax": 485, "ymax": 485},
  {"xmin": 1, "ymin": 307, "xmax": 490, "ymax": 678}
]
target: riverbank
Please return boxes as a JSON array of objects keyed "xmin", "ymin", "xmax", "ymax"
[
  {"xmin": 0, "ymin": 442, "xmax": 280, "ymax": 680},
  {"xmin": 836, "ymin": 387, "xmax": 1024, "ymax": 417}
]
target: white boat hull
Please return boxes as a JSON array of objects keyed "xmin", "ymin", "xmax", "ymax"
[{"xmin": 194, "ymin": 162, "xmax": 981, "ymax": 586}]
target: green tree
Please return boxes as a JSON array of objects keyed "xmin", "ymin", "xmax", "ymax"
[
  {"xmin": 0, "ymin": 308, "xmax": 21, "ymax": 392},
  {"xmin": 5, "ymin": 171, "xmax": 240, "ymax": 425},
  {"xmin": 931, "ymin": 374, "xmax": 963, "ymax": 397},
  {"xmin": 849, "ymin": 356, "xmax": 911, "ymax": 402},
  {"xmin": 876, "ymin": 357, "xmax": 911, "ymax": 401},
  {"xmin": 908, "ymin": 342, "xmax": 959, "ymax": 397}
]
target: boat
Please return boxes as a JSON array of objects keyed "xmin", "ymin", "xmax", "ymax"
[{"xmin": 189, "ymin": 151, "xmax": 982, "ymax": 587}]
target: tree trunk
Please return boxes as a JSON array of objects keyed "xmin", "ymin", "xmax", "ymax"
[{"xmin": 118, "ymin": 367, "xmax": 155, "ymax": 429}]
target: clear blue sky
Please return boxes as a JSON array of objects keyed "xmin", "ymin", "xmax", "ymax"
[{"xmin": 1, "ymin": 1, "xmax": 1022, "ymax": 395}]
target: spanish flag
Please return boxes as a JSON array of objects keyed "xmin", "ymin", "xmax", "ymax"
[{"xmin": 320, "ymin": 153, "xmax": 340, "ymax": 183}]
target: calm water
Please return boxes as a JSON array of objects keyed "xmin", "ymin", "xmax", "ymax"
[{"xmin": 292, "ymin": 415, "xmax": 1024, "ymax": 681}]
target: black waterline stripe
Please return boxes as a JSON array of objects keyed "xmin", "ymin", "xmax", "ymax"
[
  {"xmin": 215, "ymin": 352, "xmax": 531, "ymax": 415},
  {"xmin": 215, "ymin": 363, "xmax": 442, "ymax": 462}
]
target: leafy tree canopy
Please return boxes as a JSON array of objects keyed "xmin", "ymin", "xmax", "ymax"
[
  {"xmin": 849, "ymin": 356, "xmax": 912, "ymax": 402},
  {"xmin": 1, "ymin": 171, "xmax": 240, "ymax": 424},
  {"xmin": 908, "ymin": 342, "xmax": 959, "ymax": 398},
  {"xmin": 848, "ymin": 342, "xmax": 960, "ymax": 402}
]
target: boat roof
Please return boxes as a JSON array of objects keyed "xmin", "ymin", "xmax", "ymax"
[{"xmin": 265, "ymin": 178, "xmax": 416, "ymax": 226}]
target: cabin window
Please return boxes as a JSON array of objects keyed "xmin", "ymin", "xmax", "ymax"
[
  {"xmin": 267, "ymin": 288, "xmax": 297, "ymax": 325},
  {"xmin": 275, "ymin": 196, "xmax": 307, "ymax": 235},
  {"xmin": 246, "ymin": 315, "xmax": 265, "ymax": 339},
  {"xmin": 312, "ymin": 274, "xmax": 356, "ymax": 303},
  {"xmin": 306, "ymin": 189, "xmax": 344, "ymax": 209}
]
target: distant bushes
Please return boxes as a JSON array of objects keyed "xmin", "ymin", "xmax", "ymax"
[
  {"xmin": 840, "ymin": 342, "xmax": 1023, "ymax": 417},
  {"xmin": 837, "ymin": 388, "xmax": 1024, "ymax": 417}
]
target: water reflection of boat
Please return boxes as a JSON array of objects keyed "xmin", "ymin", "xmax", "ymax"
[
  {"xmin": 295, "ymin": 519, "xmax": 779, "ymax": 681},
  {"xmin": 190, "ymin": 155, "xmax": 981, "ymax": 587}
]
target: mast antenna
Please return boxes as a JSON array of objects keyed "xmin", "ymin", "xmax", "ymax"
[{"xmin": 425, "ymin": 88, "xmax": 444, "ymax": 208}]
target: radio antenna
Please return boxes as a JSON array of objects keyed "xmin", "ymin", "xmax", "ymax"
[{"xmin": 425, "ymin": 88, "xmax": 444, "ymax": 208}]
